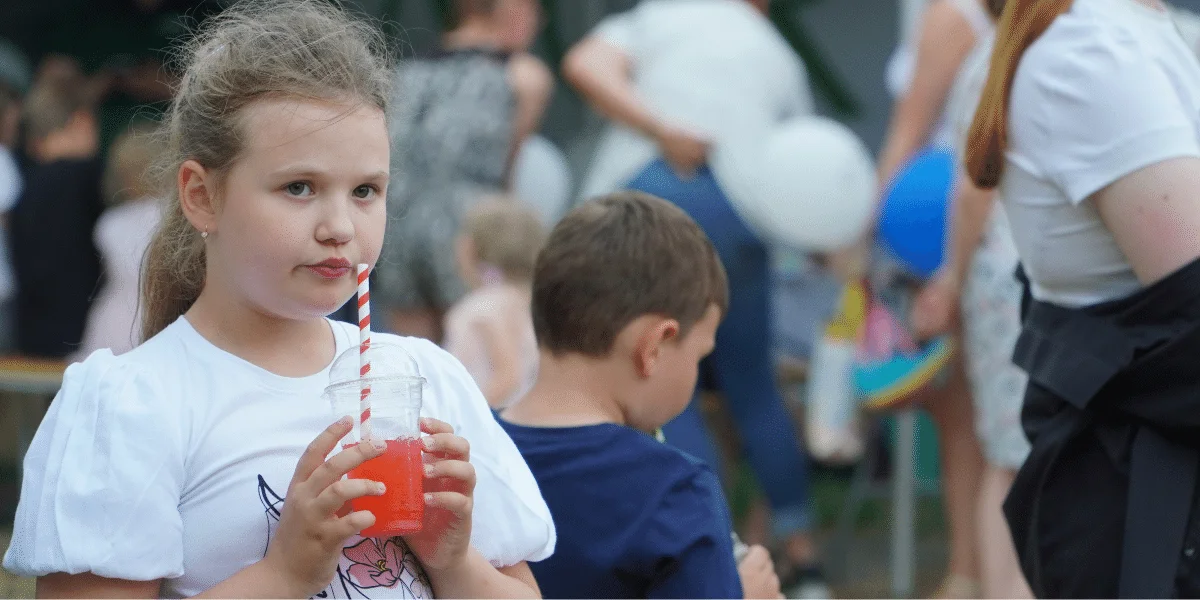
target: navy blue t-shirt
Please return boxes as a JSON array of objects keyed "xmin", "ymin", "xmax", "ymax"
[{"xmin": 499, "ymin": 420, "xmax": 742, "ymax": 599}]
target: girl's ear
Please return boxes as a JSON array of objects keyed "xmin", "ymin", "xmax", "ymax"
[{"xmin": 179, "ymin": 159, "xmax": 218, "ymax": 235}]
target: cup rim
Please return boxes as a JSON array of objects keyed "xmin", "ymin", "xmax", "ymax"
[{"xmin": 323, "ymin": 374, "xmax": 427, "ymax": 397}]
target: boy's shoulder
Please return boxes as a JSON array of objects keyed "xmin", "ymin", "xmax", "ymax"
[{"xmin": 502, "ymin": 420, "xmax": 718, "ymax": 501}]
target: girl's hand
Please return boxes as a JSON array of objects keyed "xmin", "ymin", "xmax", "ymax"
[
  {"xmin": 261, "ymin": 417, "xmax": 388, "ymax": 598},
  {"xmin": 911, "ymin": 269, "xmax": 961, "ymax": 340},
  {"xmin": 403, "ymin": 418, "xmax": 477, "ymax": 574}
]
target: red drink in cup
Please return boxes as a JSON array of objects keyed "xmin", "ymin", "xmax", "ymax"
[
  {"xmin": 343, "ymin": 438, "xmax": 423, "ymax": 536},
  {"xmin": 325, "ymin": 341, "xmax": 427, "ymax": 537}
]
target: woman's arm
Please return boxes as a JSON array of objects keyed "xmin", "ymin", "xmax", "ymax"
[
  {"xmin": 945, "ymin": 169, "xmax": 998, "ymax": 287},
  {"xmin": 505, "ymin": 52, "xmax": 554, "ymax": 186},
  {"xmin": 1093, "ymin": 156, "xmax": 1200, "ymax": 285},
  {"xmin": 876, "ymin": 0, "xmax": 978, "ymax": 188},
  {"xmin": 561, "ymin": 36, "xmax": 708, "ymax": 176}
]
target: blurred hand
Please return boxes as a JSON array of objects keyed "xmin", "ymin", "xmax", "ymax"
[
  {"xmin": 822, "ymin": 240, "xmax": 871, "ymax": 283},
  {"xmin": 654, "ymin": 123, "xmax": 710, "ymax": 178},
  {"xmin": 738, "ymin": 545, "xmax": 784, "ymax": 599},
  {"xmin": 911, "ymin": 269, "xmax": 961, "ymax": 340}
]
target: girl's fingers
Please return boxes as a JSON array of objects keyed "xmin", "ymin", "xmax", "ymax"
[
  {"xmin": 308, "ymin": 437, "xmax": 386, "ymax": 491},
  {"xmin": 334, "ymin": 509, "xmax": 377, "ymax": 539},
  {"xmin": 291, "ymin": 417, "xmax": 355, "ymax": 490},
  {"xmin": 424, "ymin": 459, "xmax": 477, "ymax": 492},
  {"xmin": 424, "ymin": 490, "xmax": 473, "ymax": 517},
  {"xmin": 420, "ymin": 417, "xmax": 454, "ymax": 436},
  {"xmin": 422, "ymin": 432, "xmax": 470, "ymax": 461},
  {"xmin": 313, "ymin": 477, "xmax": 386, "ymax": 516}
]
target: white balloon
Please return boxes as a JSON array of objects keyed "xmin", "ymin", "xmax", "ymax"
[
  {"xmin": 715, "ymin": 116, "xmax": 875, "ymax": 252},
  {"xmin": 513, "ymin": 134, "xmax": 573, "ymax": 226}
]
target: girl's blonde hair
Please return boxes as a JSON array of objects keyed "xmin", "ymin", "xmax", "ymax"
[
  {"xmin": 965, "ymin": 0, "xmax": 1074, "ymax": 189},
  {"xmin": 462, "ymin": 196, "xmax": 546, "ymax": 284},
  {"xmin": 141, "ymin": 0, "xmax": 393, "ymax": 341},
  {"xmin": 104, "ymin": 120, "xmax": 166, "ymax": 206}
]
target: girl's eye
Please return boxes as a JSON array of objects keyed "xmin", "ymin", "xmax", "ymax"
[
  {"xmin": 286, "ymin": 182, "xmax": 312, "ymax": 196},
  {"xmin": 353, "ymin": 185, "xmax": 376, "ymax": 200}
]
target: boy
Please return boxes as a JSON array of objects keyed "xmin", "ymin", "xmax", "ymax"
[{"xmin": 500, "ymin": 191, "xmax": 781, "ymax": 599}]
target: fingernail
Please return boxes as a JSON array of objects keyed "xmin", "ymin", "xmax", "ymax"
[
  {"xmin": 423, "ymin": 464, "xmax": 434, "ymax": 478},
  {"xmin": 371, "ymin": 438, "xmax": 387, "ymax": 451},
  {"xmin": 422, "ymin": 437, "xmax": 434, "ymax": 451},
  {"xmin": 338, "ymin": 416, "xmax": 353, "ymax": 427},
  {"xmin": 376, "ymin": 482, "xmax": 386, "ymax": 494},
  {"xmin": 424, "ymin": 493, "xmax": 434, "ymax": 504}
]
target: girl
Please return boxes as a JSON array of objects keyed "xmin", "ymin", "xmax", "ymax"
[
  {"xmin": 2, "ymin": 1, "xmax": 554, "ymax": 598},
  {"xmin": 375, "ymin": 0, "xmax": 552, "ymax": 343},
  {"xmin": 76, "ymin": 121, "xmax": 165, "ymax": 359},
  {"xmin": 443, "ymin": 196, "xmax": 544, "ymax": 412},
  {"xmin": 966, "ymin": 0, "xmax": 1200, "ymax": 596},
  {"xmin": 911, "ymin": 3, "xmax": 1034, "ymax": 597}
]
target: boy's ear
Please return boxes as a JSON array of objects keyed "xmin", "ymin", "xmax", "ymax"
[{"xmin": 632, "ymin": 317, "xmax": 681, "ymax": 378}]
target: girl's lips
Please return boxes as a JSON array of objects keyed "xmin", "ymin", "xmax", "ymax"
[{"xmin": 306, "ymin": 265, "xmax": 351, "ymax": 279}]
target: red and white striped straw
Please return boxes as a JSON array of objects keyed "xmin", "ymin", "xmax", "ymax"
[{"xmin": 356, "ymin": 264, "xmax": 373, "ymax": 442}]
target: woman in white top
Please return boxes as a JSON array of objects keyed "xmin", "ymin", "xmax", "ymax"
[
  {"xmin": 2, "ymin": 2, "xmax": 554, "ymax": 597},
  {"xmin": 965, "ymin": 0, "xmax": 1200, "ymax": 596},
  {"xmin": 870, "ymin": 2, "xmax": 996, "ymax": 597}
]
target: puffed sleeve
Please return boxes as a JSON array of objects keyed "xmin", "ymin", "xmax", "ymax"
[{"xmin": 3, "ymin": 350, "xmax": 187, "ymax": 581}]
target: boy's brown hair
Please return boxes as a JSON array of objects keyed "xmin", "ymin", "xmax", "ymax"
[{"xmin": 532, "ymin": 191, "xmax": 728, "ymax": 357}]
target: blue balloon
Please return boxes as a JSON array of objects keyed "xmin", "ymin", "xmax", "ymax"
[{"xmin": 878, "ymin": 148, "xmax": 955, "ymax": 279}]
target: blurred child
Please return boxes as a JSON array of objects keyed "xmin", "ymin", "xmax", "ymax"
[
  {"xmin": 500, "ymin": 191, "xmax": 782, "ymax": 599},
  {"xmin": 9, "ymin": 62, "xmax": 104, "ymax": 359},
  {"xmin": 444, "ymin": 196, "xmax": 544, "ymax": 411},
  {"xmin": 75, "ymin": 121, "xmax": 165, "ymax": 359}
]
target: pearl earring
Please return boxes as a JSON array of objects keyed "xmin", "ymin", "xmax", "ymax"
[{"xmin": 201, "ymin": 227, "xmax": 209, "ymax": 240}]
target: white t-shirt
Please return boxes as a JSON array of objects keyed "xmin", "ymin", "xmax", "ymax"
[
  {"xmin": 3, "ymin": 317, "xmax": 555, "ymax": 598},
  {"xmin": 577, "ymin": 0, "xmax": 814, "ymax": 205},
  {"xmin": 1000, "ymin": 0, "xmax": 1200, "ymax": 307}
]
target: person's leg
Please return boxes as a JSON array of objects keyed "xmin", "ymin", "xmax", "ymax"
[
  {"xmin": 977, "ymin": 465, "xmax": 1032, "ymax": 599},
  {"xmin": 924, "ymin": 353, "xmax": 985, "ymax": 597}
]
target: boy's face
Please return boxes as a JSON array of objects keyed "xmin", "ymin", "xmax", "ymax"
[{"xmin": 633, "ymin": 305, "xmax": 721, "ymax": 431}]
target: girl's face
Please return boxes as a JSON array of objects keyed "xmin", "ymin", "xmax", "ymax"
[{"xmin": 200, "ymin": 97, "xmax": 389, "ymax": 321}]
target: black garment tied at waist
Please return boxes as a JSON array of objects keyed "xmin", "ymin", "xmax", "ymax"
[{"xmin": 1007, "ymin": 258, "xmax": 1200, "ymax": 598}]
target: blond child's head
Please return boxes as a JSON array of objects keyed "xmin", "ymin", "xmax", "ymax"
[{"xmin": 456, "ymin": 195, "xmax": 547, "ymax": 289}]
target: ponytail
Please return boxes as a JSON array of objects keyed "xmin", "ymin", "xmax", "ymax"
[
  {"xmin": 140, "ymin": 191, "xmax": 206, "ymax": 342},
  {"xmin": 965, "ymin": 0, "xmax": 1074, "ymax": 189}
]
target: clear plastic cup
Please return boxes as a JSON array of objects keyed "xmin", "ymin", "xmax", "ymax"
[{"xmin": 324, "ymin": 341, "xmax": 426, "ymax": 536}]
